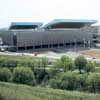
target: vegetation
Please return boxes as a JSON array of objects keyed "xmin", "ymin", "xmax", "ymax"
[
  {"xmin": 85, "ymin": 61, "xmax": 95, "ymax": 73},
  {"xmin": 0, "ymin": 68, "xmax": 12, "ymax": 82},
  {"xmin": 75, "ymin": 56, "xmax": 87, "ymax": 73},
  {"xmin": 53, "ymin": 55, "xmax": 75, "ymax": 72},
  {"xmin": 13, "ymin": 67, "xmax": 35, "ymax": 85},
  {"xmin": 0, "ymin": 54, "xmax": 100, "ymax": 95},
  {"xmin": 87, "ymin": 73, "xmax": 100, "ymax": 93},
  {"xmin": 0, "ymin": 82, "xmax": 100, "ymax": 100}
]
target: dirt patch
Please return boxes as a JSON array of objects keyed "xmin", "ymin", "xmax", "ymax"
[{"xmin": 80, "ymin": 49, "xmax": 100, "ymax": 58}]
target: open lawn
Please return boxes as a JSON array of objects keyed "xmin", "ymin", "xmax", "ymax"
[{"xmin": 0, "ymin": 82, "xmax": 100, "ymax": 100}]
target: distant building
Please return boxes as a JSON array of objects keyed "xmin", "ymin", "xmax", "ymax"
[{"xmin": 0, "ymin": 19, "xmax": 98, "ymax": 51}]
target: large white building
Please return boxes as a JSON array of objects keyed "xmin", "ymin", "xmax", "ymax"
[{"xmin": 0, "ymin": 19, "xmax": 98, "ymax": 51}]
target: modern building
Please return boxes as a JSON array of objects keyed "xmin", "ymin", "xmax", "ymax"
[{"xmin": 0, "ymin": 19, "xmax": 98, "ymax": 51}]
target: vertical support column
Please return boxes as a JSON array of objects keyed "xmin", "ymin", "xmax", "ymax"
[
  {"xmin": 83, "ymin": 38, "xmax": 86, "ymax": 48},
  {"xmin": 63, "ymin": 40, "xmax": 66, "ymax": 48},
  {"xmin": 57, "ymin": 40, "xmax": 59, "ymax": 49},
  {"xmin": 33, "ymin": 40, "xmax": 35, "ymax": 50},
  {"xmin": 70, "ymin": 41, "xmax": 71, "ymax": 48},
  {"xmin": 88, "ymin": 40, "xmax": 91, "ymax": 48},
  {"xmin": 24, "ymin": 41, "xmax": 27, "ymax": 51},
  {"xmin": 16, "ymin": 46, "xmax": 18, "ymax": 52},
  {"xmin": 74, "ymin": 39, "xmax": 76, "ymax": 51}
]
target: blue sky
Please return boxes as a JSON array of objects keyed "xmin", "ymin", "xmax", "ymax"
[{"xmin": 0, "ymin": 0, "xmax": 100, "ymax": 27}]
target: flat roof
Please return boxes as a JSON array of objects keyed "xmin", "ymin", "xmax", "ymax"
[
  {"xmin": 11, "ymin": 22, "xmax": 43, "ymax": 26},
  {"xmin": 9, "ymin": 22, "xmax": 43, "ymax": 29},
  {"xmin": 42, "ymin": 19, "xmax": 97, "ymax": 28}
]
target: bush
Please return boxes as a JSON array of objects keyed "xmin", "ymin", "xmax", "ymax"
[
  {"xmin": 34, "ymin": 69, "xmax": 49, "ymax": 84},
  {"xmin": 87, "ymin": 73, "xmax": 100, "ymax": 93},
  {"xmin": 95, "ymin": 67, "xmax": 100, "ymax": 73},
  {"xmin": 0, "ymin": 57, "xmax": 17, "ymax": 68},
  {"xmin": 53, "ymin": 55, "xmax": 75, "ymax": 72},
  {"xmin": 49, "ymin": 79, "xmax": 61, "ymax": 89},
  {"xmin": 76, "ymin": 73, "xmax": 88, "ymax": 91},
  {"xmin": 49, "ymin": 71, "xmax": 79, "ymax": 90},
  {"xmin": 0, "ymin": 94, "xmax": 4, "ymax": 100},
  {"xmin": 60, "ymin": 71, "xmax": 78, "ymax": 90},
  {"xmin": 85, "ymin": 61, "xmax": 95, "ymax": 73},
  {"xmin": 0, "ymin": 68, "xmax": 12, "ymax": 82},
  {"xmin": 75, "ymin": 56, "xmax": 87, "ymax": 73},
  {"xmin": 13, "ymin": 67, "xmax": 35, "ymax": 85}
]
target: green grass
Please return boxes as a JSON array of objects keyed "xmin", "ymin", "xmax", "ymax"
[{"xmin": 0, "ymin": 82, "xmax": 100, "ymax": 100}]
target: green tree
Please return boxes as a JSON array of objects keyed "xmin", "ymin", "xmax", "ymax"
[
  {"xmin": 50, "ymin": 71, "xmax": 78, "ymax": 90},
  {"xmin": 41, "ymin": 57, "xmax": 48, "ymax": 72},
  {"xmin": 0, "ymin": 68, "xmax": 12, "ymax": 82},
  {"xmin": 13, "ymin": 67, "xmax": 35, "ymax": 85},
  {"xmin": 60, "ymin": 71, "xmax": 78, "ymax": 90},
  {"xmin": 85, "ymin": 61, "xmax": 95, "ymax": 73},
  {"xmin": 87, "ymin": 73, "xmax": 100, "ymax": 93},
  {"xmin": 54, "ymin": 55, "xmax": 74, "ymax": 72},
  {"xmin": 75, "ymin": 56, "xmax": 87, "ymax": 73},
  {"xmin": 76, "ymin": 73, "xmax": 88, "ymax": 91}
]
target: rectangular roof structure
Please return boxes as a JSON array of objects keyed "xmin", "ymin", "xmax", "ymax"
[
  {"xmin": 42, "ymin": 19, "xmax": 98, "ymax": 29},
  {"xmin": 9, "ymin": 22, "xmax": 43, "ymax": 29}
]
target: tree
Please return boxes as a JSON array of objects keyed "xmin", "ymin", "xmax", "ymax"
[
  {"xmin": 87, "ymin": 73, "xmax": 100, "ymax": 93},
  {"xmin": 85, "ymin": 61, "xmax": 95, "ymax": 73},
  {"xmin": 41, "ymin": 57, "xmax": 48, "ymax": 72},
  {"xmin": 54, "ymin": 55, "xmax": 75, "ymax": 72},
  {"xmin": 49, "ymin": 71, "xmax": 78, "ymax": 90},
  {"xmin": 61, "ymin": 55, "xmax": 70, "ymax": 72},
  {"xmin": 53, "ymin": 59, "xmax": 63, "ymax": 70},
  {"xmin": 75, "ymin": 56, "xmax": 87, "ymax": 73},
  {"xmin": 13, "ymin": 67, "xmax": 35, "ymax": 85},
  {"xmin": 0, "ymin": 68, "xmax": 12, "ymax": 82},
  {"xmin": 60, "ymin": 71, "xmax": 78, "ymax": 90},
  {"xmin": 76, "ymin": 73, "xmax": 88, "ymax": 91}
]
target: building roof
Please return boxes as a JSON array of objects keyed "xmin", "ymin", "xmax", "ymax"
[
  {"xmin": 9, "ymin": 22, "xmax": 43, "ymax": 29},
  {"xmin": 11, "ymin": 22, "xmax": 43, "ymax": 26},
  {"xmin": 42, "ymin": 19, "xmax": 97, "ymax": 28}
]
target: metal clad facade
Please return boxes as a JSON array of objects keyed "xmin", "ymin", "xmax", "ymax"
[{"xmin": 15, "ymin": 29, "xmax": 93, "ymax": 47}]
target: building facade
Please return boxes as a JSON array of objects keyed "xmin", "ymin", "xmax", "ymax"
[{"xmin": 0, "ymin": 19, "xmax": 98, "ymax": 51}]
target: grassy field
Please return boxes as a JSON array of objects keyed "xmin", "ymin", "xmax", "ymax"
[{"xmin": 0, "ymin": 82, "xmax": 100, "ymax": 100}]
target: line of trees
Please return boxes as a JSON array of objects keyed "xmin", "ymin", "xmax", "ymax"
[{"xmin": 0, "ymin": 55, "xmax": 100, "ymax": 93}]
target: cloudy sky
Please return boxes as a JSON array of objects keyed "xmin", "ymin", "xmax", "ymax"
[{"xmin": 0, "ymin": 0, "xmax": 100, "ymax": 27}]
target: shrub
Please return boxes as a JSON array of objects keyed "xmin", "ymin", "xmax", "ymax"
[
  {"xmin": 34, "ymin": 69, "xmax": 49, "ymax": 84},
  {"xmin": 75, "ymin": 56, "xmax": 87, "ymax": 73},
  {"xmin": 87, "ymin": 72, "xmax": 100, "ymax": 93},
  {"xmin": 37, "ymin": 57, "xmax": 48, "ymax": 72},
  {"xmin": 49, "ymin": 71, "xmax": 79, "ymax": 90},
  {"xmin": 95, "ymin": 67, "xmax": 100, "ymax": 73},
  {"xmin": 53, "ymin": 55, "xmax": 75, "ymax": 72},
  {"xmin": 60, "ymin": 71, "xmax": 78, "ymax": 90},
  {"xmin": 85, "ymin": 61, "xmax": 95, "ymax": 73},
  {"xmin": 0, "ymin": 94, "xmax": 4, "ymax": 100},
  {"xmin": 49, "ymin": 79, "xmax": 61, "ymax": 89},
  {"xmin": 0, "ymin": 58, "xmax": 17, "ymax": 68},
  {"xmin": 13, "ymin": 67, "xmax": 35, "ymax": 85},
  {"xmin": 76, "ymin": 73, "xmax": 88, "ymax": 91},
  {"xmin": 0, "ymin": 68, "xmax": 12, "ymax": 82}
]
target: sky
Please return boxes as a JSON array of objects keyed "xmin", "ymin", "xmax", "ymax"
[{"xmin": 0, "ymin": 0, "xmax": 100, "ymax": 28}]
